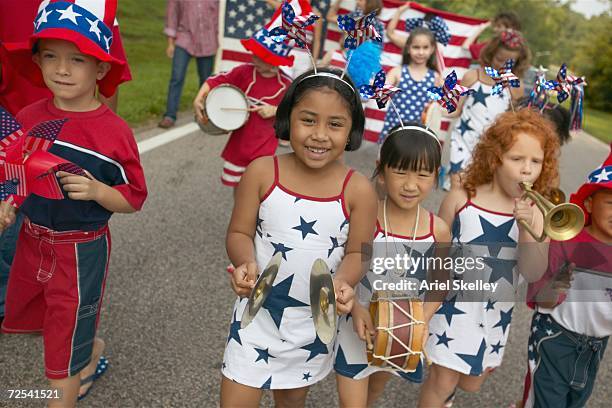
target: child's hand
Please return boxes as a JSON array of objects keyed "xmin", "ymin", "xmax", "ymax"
[
  {"xmin": 251, "ymin": 104, "xmax": 276, "ymax": 119},
  {"xmin": 230, "ymin": 261, "xmax": 258, "ymax": 298},
  {"xmin": 0, "ymin": 201, "xmax": 17, "ymax": 232},
  {"xmin": 57, "ymin": 170, "xmax": 100, "ymax": 201},
  {"xmin": 193, "ymin": 97, "xmax": 208, "ymax": 124},
  {"xmin": 551, "ymin": 262, "xmax": 575, "ymax": 296},
  {"xmin": 514, "ymin": 197, "xmax": 536, "ymax": 230},
  {"xmin": 351, "ymin": 302, "xmax": 375, "ymax": 342},
  {"xmin": 333, "ymin": 278, "xmax": 354, "ymax": 315}
]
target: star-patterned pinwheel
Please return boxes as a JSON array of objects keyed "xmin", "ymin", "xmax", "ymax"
[
  {"xmin": 552, "ymin": 63, "xmax": 585, "ymax": 103},
  {"xmin": 527, "ymin": 71, "xmax": 556, "ymax": 109},
  {"xmin": 358, "ymin": 69, "xmax": 402, "ymax": 109},
  {"xmin": 337, "ymin": 10, "xmax": 382, "ymax": 50},
  {"xmin": 484, "ymin": 59, "xmax": 520, "ymax": 96},
  {"xmin": 427, "ymin": 71, "xmax": 474, "ymax": 114},
  {"xmin": 405, "ymin": 16, "xmax": 451, "ymax": 46},
  {"xmin": 0, "ymin": 109, "xmax": 87, "ymax": 207},
  {"xmin": 269, "ymin": 1, "xmax": 319, "ymax": 49}
]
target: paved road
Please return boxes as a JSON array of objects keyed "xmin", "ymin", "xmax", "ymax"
[{"xmin": 0, "ymin": 120, "xmax": 609, "ymax": 407}]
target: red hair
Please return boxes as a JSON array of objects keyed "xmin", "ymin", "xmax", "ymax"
[{"xmin": 463, "ymin": 108, "xmax": 559, "ymax": 199}]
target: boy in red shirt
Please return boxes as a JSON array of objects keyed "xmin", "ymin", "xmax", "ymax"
[
  {"xmin": 0, "ymin": 1, "xmax": 147, "ymax": 406},
  {"xmin": 193, "ymin": 27, "xmax": 294, "ymax": 193},
  {"xmin": 522, "ymin": 146, "xmax": 612, "ymax": 408}
]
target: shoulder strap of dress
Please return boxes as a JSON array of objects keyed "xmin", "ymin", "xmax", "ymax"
[
  {"xmin": 273, "ymin": 156, "xmax": 280, "ymax": 185},
  {"xmin": 341, "ymin": 168, "xmax": 355, "ymax": 194}
]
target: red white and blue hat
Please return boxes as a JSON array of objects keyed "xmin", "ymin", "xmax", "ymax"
[
  {"xmin": 240, "ymin": 27, "xmax": 294, "ymax": 67},
  {"xmin": 2, "ymin": 0, "xmax": 125, "ymax": 97},
  {"xmin": 570, "ymin": 143, "xmax": 612, "ymax": 225}
]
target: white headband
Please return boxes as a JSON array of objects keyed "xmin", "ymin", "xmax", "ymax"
[
  {"xmin": 388, "ymin": 125, "xmax": 442, "ymax": 149},
  {"xmin": 298, "ymin": 72, "xmax": 356, "ymax": 94}
]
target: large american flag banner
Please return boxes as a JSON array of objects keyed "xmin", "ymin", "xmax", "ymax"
[{"xmin": 218, "ymin": 0, "xmax": 487, "ymax": 143}]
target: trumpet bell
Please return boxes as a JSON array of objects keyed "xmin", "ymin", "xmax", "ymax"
[{"xmin": 544, "ymin": 203, "xmax": 585, "ymax": 241}]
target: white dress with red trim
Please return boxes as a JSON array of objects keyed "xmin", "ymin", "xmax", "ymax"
[
  {"xmin": 425, "ymin": 200, "xmax": 519, "ymax": 375},
  {"xmin": 222, "ymin": 157, "xmax": 353, "ymax": 389},
  {"xmin": 334, "ymin": 213, "xmax": 436, "ymax": 382}
]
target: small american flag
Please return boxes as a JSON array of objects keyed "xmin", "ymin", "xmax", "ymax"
[
  {"xmin": 4, "ymin": 163, "xmax": 27, "ymax": 196},
  {"xmin": 24, "ymin": 118, "xmax": 68, "ymax": 155},
  {"xmin": 0, "ymin": 179, "xmax": 19, "ymax": 201},
  {"xmin": 0, "ymin": 106, "xmax": 24, "ymax": 161}
]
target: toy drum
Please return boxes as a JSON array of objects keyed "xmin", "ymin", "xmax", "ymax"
[
  {"xmin": 367, "ymin": 291, "xmax": 425, "ymax": 373},
  {"xmin": 197, "ymin": 84, "xmax": 249, "ymax": 136}
]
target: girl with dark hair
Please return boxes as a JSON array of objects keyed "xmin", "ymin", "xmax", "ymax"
[
  {"xmin": 220, "ymin": 67, "xmax": 377, "ymax": 407},
  {"xmin": 334, "ymin": 123, "xmax": 451, "ymax": 407},
  {"xmin": 380, "ymin": 6, "xmax": 443, "ymax": 144}
]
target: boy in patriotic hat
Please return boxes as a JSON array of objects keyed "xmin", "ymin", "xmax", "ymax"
[
  {"xmin": 193, "ymin": 27, "xmax": 293, "ymax": 194},
  {"xmin": 0, "ymin": 1, "xmax": 147, "ymax": 406},
  {"xmin": 522, "ymin": 145, "xmax": 611, "ymax": 408}
]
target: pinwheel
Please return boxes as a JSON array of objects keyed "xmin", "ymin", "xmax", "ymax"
[
  {"xmin": 337, "ymin": 10, "xmax": 382, "ymax": 50},
  {"xmin": 426, "ymin": 70, "xmax": 474, "ymax": 114},
  {"xmin": 269, "ymin": 1, "xmax": 319, "ymax": 49},
  {"xmin": 359, "ymin": 69, "xmax": 402, "ymax": 109},
  {"xmin": 0, "ymin": 106, "xmax": 86, "ymax": 207},
  {"xmin": 405, "ymin": 15, "xmax": 451, "ymax": 46},
  {"xmin": 552, "ymin": 63, "xmax": 585, "ymax": 103}
]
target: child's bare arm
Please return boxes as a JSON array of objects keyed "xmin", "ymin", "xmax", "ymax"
[
  {"xmin": 334, "ymin": 173, "xmax": 377, "ymax": 313},
  {"xmin": 57, "ymin": 171, "xmax": 136, "ymax": 213},
  {"xmin": 462, "ymin": 21, "xmax": 490, "ymax": 50},
  {"xmin": 386, "ymin": 5, "xmax": 410, "ymax": 49},
  {"xmin": 0, "ymin": 201, "xmax": 17, "ymax": 232},
  {"xmin": 438, "ymin": 188, "xmax": 466, "ymax": 228}
]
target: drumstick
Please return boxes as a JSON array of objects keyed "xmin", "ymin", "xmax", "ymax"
[{"xmin": 220, "ymin": 107, "xmax": 250, "ymax": 112}]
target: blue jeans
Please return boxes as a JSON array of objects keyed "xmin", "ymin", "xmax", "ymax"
[
  {"xmin": 163, "ymin": 45, "xmax": 215, "ymax": 120},
  {"xmin": 0, "ymin": 212, "xmax": 24, "ymax": 317}
]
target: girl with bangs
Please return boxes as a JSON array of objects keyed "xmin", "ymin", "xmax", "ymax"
[
  {"xmin": 334, "ymin": 124, "xmax": 451, "ymax": 407},
  {"xmin": 419, "ymin": 109, "xmax": 560, "ymax": 407}
]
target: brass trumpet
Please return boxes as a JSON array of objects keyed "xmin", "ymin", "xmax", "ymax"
[{"xmin": 518, "ymin": 182, "xmax": 585, "ymax": 242}]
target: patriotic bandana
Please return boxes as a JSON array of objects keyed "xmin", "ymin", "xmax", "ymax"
[
  {"xmin": 427, "ymin": 70, "xmax": 474, "ymax": 114},
  {"xmin": 1, "ymin": 0, "xmax": 125, "ymax": 97},
  {"xmin": 499, "ymin": 29, "xmax": 524, "ymax": 49},
  {"xmin": 0, "ymin": 106, "xmax": 86, "ymax": 207}
]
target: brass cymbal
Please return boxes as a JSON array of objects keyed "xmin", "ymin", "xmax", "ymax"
[
  {"xmin": 310, "ymin": 259, "xmax": 336, "ymax": 345},
  {"xmin": 241, "ymin": 252, "xmax": 283, "ymax": 329}
]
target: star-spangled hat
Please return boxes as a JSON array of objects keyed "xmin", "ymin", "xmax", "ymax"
[
  {"xmin": 570, "ymin": 144, "xmax": 612, "ymax": 225},
  {"xmin": 240, "ymin": 27, "xmax": 295, "ymax": 67},
  {"xmin": 2, "ymin": 0, "xmax": 125, "ymax": 97}
]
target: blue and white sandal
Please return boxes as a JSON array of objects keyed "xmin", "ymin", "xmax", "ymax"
[{"xmin": 78, "ymin": 356, "xmax": 109, "ymax": 401}]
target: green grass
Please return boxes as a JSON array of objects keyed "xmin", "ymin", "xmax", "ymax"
[
  {"xmin": 116, "ymin": 0, "xmax": 204, "ymax": 126},
  {"xmin": 584, "ymin": 107, "xmax": 612, "ymax": 144}
]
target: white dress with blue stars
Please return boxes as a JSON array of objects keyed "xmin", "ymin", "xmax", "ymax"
[
  {"xmin": 222, "ymin": 157, "xmax": 353, "ymax": 389},
  {"xmin": 334, "ymin": 215, "xmax": 436, "ymax": 382},
  {"xmin": 448, "ymin": 76, "xmax": 510, "ymax": 174},
  {"xmin": 379, "ymin": 66, "xmax": 435, "ymax": 143},
  {"xmin": 426, "ymin": 200, "xmax": 520, "ymax": 376}
]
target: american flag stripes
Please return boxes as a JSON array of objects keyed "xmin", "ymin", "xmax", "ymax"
[
  {"xmin": 218, "ymin": 0, "xmax": 487, "ymax": 142},
  {"xmin": 0, "ymin": 106, "xmax": 24, "ymax": 162},
  {"xmin": 24, "ymin": 118, "xmax": 68, "ymax": 155}
]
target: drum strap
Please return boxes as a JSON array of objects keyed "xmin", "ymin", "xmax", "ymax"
[
  {"xmin": 382, "ymin": 197, "xmax": 420, "ymax": 279},
  {"xmin": 244, "ymin": 69, "xmax": 288, "ymax": 105}
]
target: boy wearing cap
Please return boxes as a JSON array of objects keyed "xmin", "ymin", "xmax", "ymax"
[
  {"xmin": 193, "ymin": 27, "xmax": 293, "ymax": 193},
  {"xmin": 0, "ymin": 1, "xmax": 147, "ymax": 406},
  {"xmin": 521, "ymin": 146, "xmax": 612, "ymax": 408}
]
